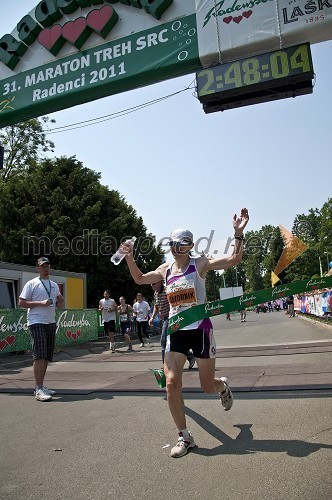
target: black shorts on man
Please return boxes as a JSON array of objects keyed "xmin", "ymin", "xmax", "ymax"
[
  {"xmin": 29, "ymin": 323, "xmax": 56, "ymax": 361},
  {"xmin": 104, "ymin": 320, "xmax": 115, "ymax": 334}
]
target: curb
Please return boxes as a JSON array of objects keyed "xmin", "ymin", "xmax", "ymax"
[
  {"xmin": 0, "ymin": 337, "xmax": 159, "ymax": 370},
  {"xmin": 297, "ymin": 313, "xmax": 332, "ymax": 329}
]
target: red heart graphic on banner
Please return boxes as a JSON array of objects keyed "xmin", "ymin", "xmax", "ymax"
[
  {"xmin": 6, "ymin": 335, "xmax": 15, "ymax": 346},
  {"xmin": 62, "ymin": 18, "xmax": 90, "ymax": 48},
  {"xmin": 87, "ymin": 5, "xmax": 119, "ymax": 38},
  {"xmin": 66, "ymin": 330, "xmax": 72, "ymax": 339},
  {"xmin": 76, "ymin": 330, "xmax": 81, "ymax": 336},
  {"xmin": 38, "ymin": 25, "xmax": 65, "ymax": 55},
  {"xmin": 223, "ymin": 16, "xmax": 233, "ymax": 24},
  {"xmin": 0, "ymin": 339, "xmax": 6, "ymax": 351},
  {"xmin": 233, "ymin": 16, "xmax": 243, "ymax": 24},
  {"xmin": 71, "ymin": 333, "xmax": 77, "ymax": 341},
  {"xmin": 242, "ymin": 10, "xmax": 252, "ymax": 19}
]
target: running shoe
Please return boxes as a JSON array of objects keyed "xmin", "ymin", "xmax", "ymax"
[
  {"xmin": 35, "ymin": 388, "xmax": 52, "ymax": 402},
  {"xmin": 170, "ymin": 432, "xmax": 196, "ymax": 458},
  {"xmin": 34, "ymin": 386, "xmax": 56, "ymax": 396},
  {"xmin": 43, "ymin": 386, "xmax": 56, "ymax": 396},
  {"xmin": 188, "ymin": 358, "xmax": 195, "ymax": 369},
  {"xmin": 219, "ymin": 377, "xmax": 233, "ymax": 411}
]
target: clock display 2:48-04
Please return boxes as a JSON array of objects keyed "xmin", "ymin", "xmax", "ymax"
[{"xmin": 196, "ymin": 44, "xmax": 314, "ymax": 100}]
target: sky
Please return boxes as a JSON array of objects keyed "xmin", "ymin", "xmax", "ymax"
[{"xmin": 1, "ymin": 1, "xmax": 331, "ymax": 259}]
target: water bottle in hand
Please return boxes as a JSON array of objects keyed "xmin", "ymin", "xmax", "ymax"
[{"xmin": 111, "ymin": 237, "xmax": 136, "ymax": 265}]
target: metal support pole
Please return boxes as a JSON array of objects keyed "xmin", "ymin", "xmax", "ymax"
[{"xmin": 0, "ymin": 142, "xmax": 4, "ymax": 170}]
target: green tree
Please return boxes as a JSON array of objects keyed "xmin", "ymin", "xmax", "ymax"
[
  {"xmin": 317, "ymin": 198, "xmax": 332, "ymax": 275},
  {"xmin": 283, "ymin": 209, "xmax": 322, "ymax": 282},
  {"xmin": 0, "ymin": 156, "xmax": 162, "ymax": 306},
  {"xmin": 242, "ymin": 226, "xmax": 275, "ymax": 291},
  {"xmin": 0, "ymin": 117, "xmax": 55, "ymax": 181},
  {"xmin": 263, "ymin": 226, "xmax": 283, "ymax": 271},
  {"xmin": 205, "ymin": 270, "xmax": 224, "ymax": 301}
]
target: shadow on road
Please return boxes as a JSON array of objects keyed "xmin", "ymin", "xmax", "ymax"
[{"xmin": 185, "ymin": 406, "xmax": 332, "ymax": 457}]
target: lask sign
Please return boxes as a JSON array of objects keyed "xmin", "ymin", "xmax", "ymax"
[
  {"xmin": 196, "ymin": 0, "xmax": 332, "ymax": 67},
  {"xmin": 0, "ymin": 0, "xmax": 332, "ymax": 127}
]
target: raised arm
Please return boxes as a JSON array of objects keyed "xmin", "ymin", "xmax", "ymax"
[
  {"xmin": 121, "ymin": 241, "xmax": 167, "ymax": 284},
  {"xmin": 200, "ymin": 208, "xmax": 249, "ymax": 275},
  {"xmin": 149, "ymin": 303, "xmax": 160, "ymax": 326}
]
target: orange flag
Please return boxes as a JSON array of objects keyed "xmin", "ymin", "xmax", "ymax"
[
  {"xmin": 273, "ymin": 225, "xmax": 308, "ymax": 276},
  {"xmin": 271, "ymin": 271, "xmax": 280, "ymax": 287}
]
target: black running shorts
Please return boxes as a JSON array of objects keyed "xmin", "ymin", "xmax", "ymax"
[{"xmin": 166, "ymin": 328, "xmax": 216, "ymax": 359}]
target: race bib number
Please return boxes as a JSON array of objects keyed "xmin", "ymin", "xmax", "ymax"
[{"xmin": 167, "ymin": 279, "xmax": 197, "ymax": 308}]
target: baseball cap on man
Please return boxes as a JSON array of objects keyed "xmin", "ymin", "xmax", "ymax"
[
  {"xmin": 36, "ymin": 257, "xmax": 50, "ymax": 266},
  {"xmin": 169, "ymin": 229, "xmax": 193, "ymax": 245}
]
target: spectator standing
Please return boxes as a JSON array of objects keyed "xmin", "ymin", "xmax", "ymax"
[
  {"xmin": 286, "ymin": 295, "xmax": 295, "ymax": 317},
  {"xmin": 99, "ymin": 290, "xmax": 117, "ymax": 352},
  {"xmin": 133, "ymin": 292, "xmax": 150, "ymax": 347},
  {"xmin": 18, "ymin": 257, "xmax": 65, "ymax": 402},
  {"xmin": 118, "ymin": 296, "xmax": 133, "ymax": 351}
]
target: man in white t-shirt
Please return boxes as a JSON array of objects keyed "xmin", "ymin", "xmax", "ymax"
[
  {"xmin": 99, "ymin": 290, "xmax": 117, "ymax": 352},
  {"xmin": 133, "ymin": 292, "xmax": 150, "ymax": 347},
  {"xmin": 19, "ymin": 257, "xmax": 65, "ymax": 402}
]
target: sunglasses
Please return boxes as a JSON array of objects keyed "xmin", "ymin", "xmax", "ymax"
[{"xmin": 169, "ymin": 240, "xmax": 191, "ymax": 247}]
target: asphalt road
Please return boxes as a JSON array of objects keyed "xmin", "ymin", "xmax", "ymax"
[
  {"xmin": 0, "ymin": 312, "xmax": 331, "ymax": 500},
  {"xmin": 211, "ymin": 309, "xmax": 332, "ymax": 346}
]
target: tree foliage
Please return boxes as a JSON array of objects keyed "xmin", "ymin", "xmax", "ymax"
[
  {"xmin": 0, "ymin": 117, "xmax": 55, "ymax": 181},
  {"xmin": 1, "ymin": 119, "xmax": 331, "ymax": 306},
  {"xmin": 205, "ymin": 270, "xmax": 223, "ymax": 301},
  {"xmin": 242, "ymin": 225, "xmax": 275, "ymax": 291},
  {"xmin": 284, "ymin": 209, "xmax": 322, "ymax": 282},
  {"xmin": 0, "ymin": 156, "xmax": 162, "ymax": 306}
]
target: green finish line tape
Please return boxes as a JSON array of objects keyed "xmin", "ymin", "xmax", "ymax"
[{"xmin": 167, "ymin": 276, "xmax": 332, "ymax": 334}]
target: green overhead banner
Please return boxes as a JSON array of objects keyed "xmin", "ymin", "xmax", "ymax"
[
  {"xmin": 0, "ymin": 14, "xmax": 200, "ymax": 126},
  {"xmin": 167, "ymin": 276, "xmax": 332, "ymax": 334}
]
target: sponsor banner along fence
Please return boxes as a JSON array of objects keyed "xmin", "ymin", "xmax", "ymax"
[
  {"xmin": 294, "ymin": 290, "xmax": 332, "ymax": 317},
  {"xmin": 2, "ymin": 277, "xmax": 332, "ymax": 353},
  {"xmin": 0, "ymin": 308, "xmax": 99, "ymax": 354},
  {"xmin": 167, "ymin": 276, "xmax": 332, "ymax": 333}
]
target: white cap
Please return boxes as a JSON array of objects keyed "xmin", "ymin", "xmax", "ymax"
[{"xmin": 169, "ymin": 229, "xmax": 193, "ymax": 245}]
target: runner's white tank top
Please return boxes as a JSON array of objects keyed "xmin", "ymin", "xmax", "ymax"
[{"xmin": 166, "ymin": 257, "xmax": 213, "ymax": 331}]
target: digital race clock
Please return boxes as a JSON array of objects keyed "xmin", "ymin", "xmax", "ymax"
[{"xmin": 196, "ymin": 43, "xmax": 314, "ymax": 112}]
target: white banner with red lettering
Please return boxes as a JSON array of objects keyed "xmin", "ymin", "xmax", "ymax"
[{"xmin": 196, "ymin": 0, "xmax": 332, "ymax": 66}]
